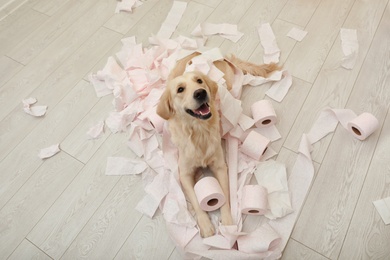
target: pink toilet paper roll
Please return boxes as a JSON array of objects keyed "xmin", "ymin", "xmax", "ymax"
[
  {"xmin": 347, "ymin": 112, "xmax": 379, "ymax": 140},
  {"xmin": 194, "ymin": 176, "xmax": 226, "ymax": 212},
  {"xmin": 251, "ymin": 100, "xmax": 277, "ymax": 128},
  {"xmin": 241, "ymin": 185, "xmax": 268, "ymax": 215},
  {"xmin": 240, "ymin": 131, "xmax": 271, "ymax": 160}
]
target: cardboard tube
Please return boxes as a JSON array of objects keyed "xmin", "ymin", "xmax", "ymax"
[
  {"xmin": 241, "ymin": 185, "xmax": 268, "ymax": 215},
  {"xmin": 347, "ymin": 112, "xmax": 379, "ymax": 140},
  {"xmin": 240, "ymin": 131, "xmax": 271, "ymax": 160},
  {"xmin": 194, "ymin": 176, "xmax": 226, "ymax": 211},
  {"xmin": 251, "ymin": 100, "xmax": 277, "ymax": 128}
]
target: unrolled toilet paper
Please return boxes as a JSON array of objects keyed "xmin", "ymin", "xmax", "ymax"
[
  {"xmin": 241, "ymin": 185, "xmax": 268, "ymax": 215},
  {"xmin": 194, "ymin": 176, "xmax": 226, "ymax": 211},
  {"xmin": 251, "ymin": 99, "xmax": 277, "ymax": 128}
]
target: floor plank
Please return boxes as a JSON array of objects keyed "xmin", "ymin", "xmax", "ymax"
[
  {"xmin": 0, "ymin": 5, "xmax": 48, "ymax": 55},
  {"xmin": 27, "ymin": 133, "xmax": 135, "ymax": 259},
  {"xmin": 0, "ymin": 56, "xmax": 22, "ymax": 88},
  {"xmin": 338, "ymin": 108, "xmax": 390, "ymax": 259},
  {"xmin": 219, "ymin": 0, "xmax": 288, "ymax": 60},
  {"xmin": 284, "ymin": 0, "xmax": 388, "ymax": 163},
  {"xmin": 114, "ymin": 214, "xmax": 176, "ymax": 260},
  {"xmin": 278, "ymin": 0, "xmax": 321, "ymax": 27},
  {"xmin": 291, "ymin": 3, "xmax": 390, "ymax": 258},
  {"xmin": 0, "ymin": 152, "xmax": 83, "ymax": 258},
  {"xmin": 284, "ymin": 0, "xmax": 355, "ymax": 83},
  {"xmin": 103, "ymin": 0, "xmax": 159, "ymax": 35},
  {"xmin": 61, "ymin": 174, "xmax": 145, "ymax": 259},
  {"xmin": 7, "ymin": 239, "xmax": 52, "ymax": 260},
  {"xmin": 0, "ymin": 80, "xmax": 99, "ymax": 209},
  {"xmin": 282, "ymin": 239, "xmax": 329, "ymax": 260},
  {"xmin": 0, "ymin": 27, "xmax": 122, "ymax": 162}
]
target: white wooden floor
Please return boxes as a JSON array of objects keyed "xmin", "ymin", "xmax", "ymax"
[{"xmin": 1, "ymin": 0, "xmax": 390, "ymax": 259}]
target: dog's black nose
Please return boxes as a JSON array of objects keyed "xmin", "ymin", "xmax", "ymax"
[{"xmin": 193, "ymin": 89, "xmax": 207, "ymax": 101}]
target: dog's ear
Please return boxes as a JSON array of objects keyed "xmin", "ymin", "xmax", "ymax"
[
  {"xmin": 157, "ymin": 88, "xmax": 174, "ymax": 120},
  {"xmin": 202, "ymin": 74, "xmax": 218, "ymax": 99}
]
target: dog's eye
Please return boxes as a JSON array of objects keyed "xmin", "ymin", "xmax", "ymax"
[
  {"xmin": 177, "ymin": 87, "xmax": 185, "ymax": 93},
  {"xmin": 196, "ymin": 78, "xmax": 203, "ymax": 84}
]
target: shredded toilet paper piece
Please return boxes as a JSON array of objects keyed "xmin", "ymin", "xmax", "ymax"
[
  {"xmin": 257, "ymin": 23, "xmax": 280, "ymax": 64},
  {"xmin": 87, "ymin": 121, "xmax": 105, "ymax": 139},
  {"xmin": 115, "ymin": 0, "xmax": 143, "ymax": 13},
  {"xmin": 373, "ymin": 197, "xmax": 390, "ymax": 225},
  {"xmin": 39, "ymin": 144, "xmax": 60, "ymax": 159},
  {"xmin": 255, "ymin": 161, "xmax": 293, "ymax": 219},
  {"xmin": 22, "ymin": 97, "xmax": 47, "ymax": 117},
  {"xmin": 287, "ymin": 27, "xmax": 307, "ymax": 42},
  {"xmin": 105, "ymin": 156, "xmax": 148, "ymax": 175},
  {"xmin": 156, "ymin": 1, "xmax": 187, "ymax": 40},
  {"xmin": 265, "ymin": 70, "xmax": 292, "ymax": 102},
  {"xmin": 340, "ymin": 28, "xmax": 359, "ymax": 69},
  {"xmin": 192, "ymin": 23, "xmax": 244, "ymax": 43}
]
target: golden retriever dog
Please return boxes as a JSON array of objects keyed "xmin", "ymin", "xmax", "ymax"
[{"xmin": 157, "ymin": 52, "xmax": 279, "ymax": 237}]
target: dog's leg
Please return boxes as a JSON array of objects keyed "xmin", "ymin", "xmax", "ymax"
[
  {"xmin": 210, "ymin": 155, "xmax": 233, "ymax": 226},
  {"xmin": 179, "ymin": 166, "xmax": 215, "ymax": 238}
]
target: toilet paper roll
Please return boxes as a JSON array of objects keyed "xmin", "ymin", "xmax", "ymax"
[
  {"xmin": 241, "ymin": 185, "xmax": 268, "ymax": 215},
  {"xmin": 251, "ymin": 100, "xmax": 277, "ymax": 128},
  {"xmin": 347, "ymin": 112, "xmax": 379, "ymax": 140},
  {"xmin": 194, "ymin": 176, "xmax": 226, "ymax": 212},
  {"xmin": 240, "ymin": 131, "xmax": 271, "ymax": 160}
]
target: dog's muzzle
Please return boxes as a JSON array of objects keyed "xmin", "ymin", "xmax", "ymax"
[{"xmin": 185, "ymin": 89, "xmax": 212, "ymax": 120}]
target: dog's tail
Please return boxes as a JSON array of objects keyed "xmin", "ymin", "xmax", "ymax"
[{"xmin": 228, "ymin": 54, "xmax": 281, "ymax": 78}]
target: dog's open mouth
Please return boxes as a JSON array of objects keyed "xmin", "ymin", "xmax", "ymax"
[{"xmin": 186, "ymin": 103, "xmax": 212, "ymax": 120}]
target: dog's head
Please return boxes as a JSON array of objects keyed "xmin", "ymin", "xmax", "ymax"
[{"xmin": 157, "ymin": 71, "xmax": 218, "ymax": 121}]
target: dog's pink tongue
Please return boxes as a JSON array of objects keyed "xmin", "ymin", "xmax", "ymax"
[{"xmin": 195, "ymin": 104, "xmax": 210, "ymax": 115}]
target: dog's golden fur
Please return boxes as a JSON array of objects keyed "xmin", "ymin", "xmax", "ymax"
[{"xmin": 157, "ymin": 52, "xmax": 279, "ymax": 237}]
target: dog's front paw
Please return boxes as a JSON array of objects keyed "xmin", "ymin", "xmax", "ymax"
[
  {"xmin": 220, "ymin": 206, "xmax": 234, "ymax": 226},
  {"xmin": 197, "ymin": 212, "xmax": 215, "ymax": 238}
]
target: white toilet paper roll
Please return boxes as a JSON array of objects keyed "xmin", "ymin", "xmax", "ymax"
[
  {"xmin": 347, "ymin": 112, "xmax": 379, "ymax": 140},
  {"xmin": 240, "ymin": 131, "xmax": 271, "ymax": 160},
  {"xmin": 194, "ymin": 176, "xmax": 226, "ymax": 211},
  {"xmin": 251, "ymin": 100, "xmax": 277, "ymax": 128},
  {"xmin": 241, "ymin": 185, "xmax": 268, "ymax": 215}
]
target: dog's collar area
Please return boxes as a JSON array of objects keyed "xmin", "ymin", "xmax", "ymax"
[{"xmin": 185, "ymin": 103, "xmax": 212, "ymax": 120}]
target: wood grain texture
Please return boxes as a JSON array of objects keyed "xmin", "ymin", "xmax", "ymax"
[
  {"xmin": 284, "ymin": 0, "xmax": 388, "ymax": 163},
  {"xmin": 0, "ymin": 0, "xmax": 119, "ymax": 121},
  {"xmin": 283, "ymin": 0, "xmax": 355, "ymax": 83},
  {"xmin": 0, "ymin": 27, "xmax": 121, "ymax": 162},
  {"xmin": 27, "ymin": 133, "xmax": 135, "ymax": 259},
  {"xmin": 114, "ymin": 214, "xmax": 176, "ymax": 260},
  {"xmin": 104, "ymin": 0, "xmax": 160, "ymax": 35},
  {"xmin": 0, "ymin": 152, "xmax": 83, "ymax": 258},
  {"xmin": 7, "ymin": 239, "xmax": 52, "ymax": 260},
  {"xmin": 219, "ymin": 1, "xmax": 288, "ymax": 60},
  {"xmin": 339, "ymin": 108, "xmax": 390, "ymax": 259},
  {"xmin": 282, "ymin": 239, "xmax": 328, "ymax": 260},
  {"xmin": 291, "ymin": 3, "xmax": 390, "ymax": 258},
  {"xmin": 32, "ymin": 0, "xmax": 71, "ymax": 16},
  {"xmin": 278, "ymin": 0, "xmax": 321, "ymax": 27},
  {"xmin": 0, "ymin": 80, "xmax": 98, "ymax": 209},
  {"xmin": 0, "ymin": 6, "xmax": 48, "ymax": 55},
  {"xmin": 0, "ymin": 56, "xmax": 22, "ymax": 88},
  {"xmin": 61, "ymin": 174, "xmax": 145, "ymax": 259}
]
